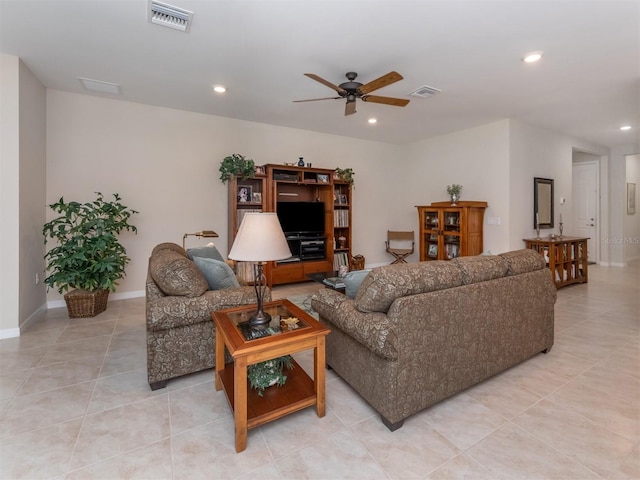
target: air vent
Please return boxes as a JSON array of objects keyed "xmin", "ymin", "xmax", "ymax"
[
  {"xmin": 77, "ymin": 77, "xmax": 121, "ymax": 95},
  {"xmin": 148, "ymin": 1, "xmax": 193, "ymax": 32},
  {"xmin": 409, "ymin": 85, "xmax": 441, "ymax": 98}
]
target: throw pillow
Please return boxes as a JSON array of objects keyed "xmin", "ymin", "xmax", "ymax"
[
  {"xmin": 343, "ymin": 269, "xmax": 371, "ymax": 299},
  {"xmin": 149, "ymin": 250, "xmax": 208, "ymax": 297},
  {"xmin": 192, "ymin": 256, "xmax": 240, "ymax": 290},
  {"xmin": 186, "ymin": 244, "xmax": 225, "ymax": 262}
]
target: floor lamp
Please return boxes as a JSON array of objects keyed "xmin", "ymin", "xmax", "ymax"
[{"xmin": 182, "ymin": 230, "xmax": 218, "ymax": 249}]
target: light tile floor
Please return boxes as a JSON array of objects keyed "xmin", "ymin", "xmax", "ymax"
[{"xmin": 0, "ymin": 263, "xmax": 638, "ymax": 479}]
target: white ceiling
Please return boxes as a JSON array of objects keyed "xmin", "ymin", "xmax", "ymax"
[{"xmin": 1, "ymin": 0, "xmax": 638, "ymax": 148}]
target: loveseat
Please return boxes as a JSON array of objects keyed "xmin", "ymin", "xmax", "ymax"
[
  {"xmin": 311, "ymin": 249, "xmax": 556, "ymax": 430},
  {"xmin": 145, "ymin": 242, "xmax": 268, "ymax": 390}
]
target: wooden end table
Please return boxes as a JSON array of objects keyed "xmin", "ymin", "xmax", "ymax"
[{"xmin": 212, "ymin": 299, "xmax": 330, "ymax": 452}]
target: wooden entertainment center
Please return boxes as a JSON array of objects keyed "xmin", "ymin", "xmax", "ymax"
[{"xmin": 228, "ymin": 164, "xmax": 352, "ymax": 285}]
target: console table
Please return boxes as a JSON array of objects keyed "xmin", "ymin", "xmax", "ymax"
[{"xmin": 523, "ymin": 236, "xmax": 589, "ymax": 289}]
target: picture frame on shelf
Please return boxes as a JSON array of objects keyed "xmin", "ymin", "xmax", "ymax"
[
  {"xmin": 428, "ymin": 244, "xmax": 438, "ymax": 257},
  {"xmin": 317, "ymin": 174, "xmax": 329, "ymax": 183},
  {"xmin": 252, "ymin": 192, "xmax": 262, "ymax": 204},
  {"xmin": 254, "ymin": 165, "xmax": 265, "ymax": 175},
  {"xmin": 237, "ymin": 185, "xmax": 252, "ymax": 203}
]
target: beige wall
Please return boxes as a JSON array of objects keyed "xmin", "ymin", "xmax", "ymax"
[
  {"xmin": 45, "ymin": 90, "xmax": 402, "ymax": 305},
  {"xmin": 403, "ymin": 120, "xmax": 511, "ymax": 257},
  {"xmin": 19, "ymin": 59, "xmax": 47, "ymax": 327},
  {"xmin": 0, "ymin": 54, "xmax": 20, "ymax": 335}
]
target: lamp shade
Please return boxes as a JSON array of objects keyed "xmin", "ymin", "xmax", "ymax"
[{"xmin": 228, "ymin": 213, "xmax": 291, "ymax": 262}]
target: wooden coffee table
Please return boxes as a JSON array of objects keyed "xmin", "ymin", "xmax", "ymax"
[{"xmin": 212, "ymin": 299, "xmax": 330, "ymax": 452}]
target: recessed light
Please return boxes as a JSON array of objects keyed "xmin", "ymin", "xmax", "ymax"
[
  {"xmin": 522, "ymin": 51, "xmax": 544, "ymax": 63},
  {"xmin": 368, "ymin": 118, "xmax": 377, "ymax": 124},
  {"xmin": 212, "ymin": 85, "xmax": 226, "ymax": 93},
  {"xmin": 620, "ymin": 125, "xmax": 632, "ymax": 131}
]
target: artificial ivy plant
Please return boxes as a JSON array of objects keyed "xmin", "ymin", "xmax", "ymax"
[
  {"xmin": 219, "ymin": 153, "xmax": 256, "ymax": 183},
  {"xmin": 42, "ymin": 192, "xmax": 138, "ymax": 294},
  {"xmin": 247, "ymin": 355, "xmax": 294, "ymax": 396},
  {"xmin": 335, "ymin": 167, "xmax": 355, "ymax": 186}
]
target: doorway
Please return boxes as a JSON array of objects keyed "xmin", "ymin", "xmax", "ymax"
[{"xmin": 572, "ymin": 159, "xmax": 599, "ymax": 263}]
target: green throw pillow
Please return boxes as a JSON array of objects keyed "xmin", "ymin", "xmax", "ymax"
[
  {"xmin": 344, "ymin": 269, "xmax": 371, "ymax": 299},
  {"xmin": 192, "ymin": 257, "xmax": 240, "ymax": 290},
  {"xmin": 187, "ymin": 245, "xmax": 225, "ymax": 262}
]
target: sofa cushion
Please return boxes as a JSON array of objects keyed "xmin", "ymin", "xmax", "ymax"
[
  {"xmin": 150, "ymin": 250, "xmax": 208, "ymax": 297},
  {"xmin": 500, "ymin": 249, "xmax": 546, "ymax": 275},
  {"xmin": 343, "ymin": 269, "xmax": 372, "ymax": 299},
  {"xmin": 192, "ymin": 257, "xmax": 240, "ymax": 290},
  {"xmin": 187, "ymin": 245, "xmax": 225, "ymax": 262},
  {"xmin": 152, "ymin": 242, "xmax": 188, "ymax": 257},
  {"xmin": 451, "ymin": 255, "xmax": 508, "ymax": 284},
  {"xmin": 355, "ymin": 261, "xmax": 463, "ymax": 313}
]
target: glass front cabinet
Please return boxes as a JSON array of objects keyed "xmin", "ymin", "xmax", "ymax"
[{"xmin": 416, "ymin": 201, "xmax": 488, "ymax": 261}]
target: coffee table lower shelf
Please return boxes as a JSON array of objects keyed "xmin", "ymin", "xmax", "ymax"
[{"xmin": 218, "ymin": 359, "xmax": 316, "ymax": 429}]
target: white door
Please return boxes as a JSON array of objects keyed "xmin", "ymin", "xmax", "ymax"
[{"xmin": 572, "ymin": 162, "xmax": 599, "ymax": 263}]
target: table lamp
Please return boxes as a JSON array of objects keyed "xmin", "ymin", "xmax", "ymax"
[
  {"xmin": 228, "ymin": 213, "xmax": 292, "ymax": 327},
  {"xmin": 182, "ymin": 230, "xmax": 218, "ymax": 249}
]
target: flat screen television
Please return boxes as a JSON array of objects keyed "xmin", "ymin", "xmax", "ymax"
[{"xmin": 276, "ymin": 201, "xmax": 325, "ymax": 236}]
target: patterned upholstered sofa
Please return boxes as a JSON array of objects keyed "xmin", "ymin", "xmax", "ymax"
[
  {"xmin": 145, "ymin": 243, "xmax": 268, "ymax": 390},
  {"xmin": 311, "ymin": 249, "xmax": 556, "ymax": 430}
]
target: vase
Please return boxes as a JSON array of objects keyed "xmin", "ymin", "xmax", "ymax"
[
  {"xmin": 298, "ymin": 157, "xmax": 305, "ymax": 167},
  {"xmin": 450, "ymin": 194, "xmax": 458, "ymax": 206}
]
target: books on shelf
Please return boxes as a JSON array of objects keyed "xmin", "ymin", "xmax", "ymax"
[
  {"xmin": 237, "ymin": 208, "xmax": 261, "ymax": 226},
  {"xmin": 333, "ymin": 209, "xmax": 349, "ymax": 228},
  {"xmin": 323, "ymin": 277, "xmax": 345, "ymax": 288},
  {"xmin": 333, "ymin": 251, "xmax": 349, "ymax": 270}
]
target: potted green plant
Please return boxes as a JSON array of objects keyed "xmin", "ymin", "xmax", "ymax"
[
  {"xmin": 335, "ymin": 167, "xmax": 355, "ymax": 186},
  {"xmin": 446, "ymin": 184, "xmax": 462, "ymax": 205},
  {"xmin": 42, "ymin": 192, "xmax": 138, "ymax": 318},
  {"xmin": 219, "ymin": 153, "xmax": 256, "ymax": 184},
  {"xmin": 247, "ymin": 355, "xmax": 294, "ymax": 396}
]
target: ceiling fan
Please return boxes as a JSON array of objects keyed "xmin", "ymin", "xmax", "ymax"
[{"xmin": 294, "ymin": 71, "xmax": 410, "ymax": 116}]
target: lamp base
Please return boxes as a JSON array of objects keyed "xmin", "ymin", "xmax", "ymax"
[{"xmin": 249, "ymin": 310, "xmax": 271, "ymax": 327}]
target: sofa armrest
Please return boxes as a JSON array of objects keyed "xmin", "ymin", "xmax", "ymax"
[
  {"xmin": 311, "ymin": 289, "xmax": 397, "ymax": 360},
  {"xmin": 147, "ymin": 286, "xmax": 266, "ymax": 331}
]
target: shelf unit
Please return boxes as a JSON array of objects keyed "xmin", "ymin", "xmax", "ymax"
[
  {"xmin": 416, "ymin": 201, "xmax": 488, "ymax": 261},
  {"xmin": 228, "ymin": 164, "xmax": 352, "ymax": 285},
  {"xmin": 523, "ymin": 236, "xmax": 589, "ymax": 288}
]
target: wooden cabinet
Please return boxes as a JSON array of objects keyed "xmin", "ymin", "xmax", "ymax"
[
  {"xmin": 416, "ymin": 201, "xmax": 488, "ymax": 261},
  {"xmin": 523, "ymin": 236, "xmax": 589, "ymax": 289},
  {"xmin": 228, "ymin": 164, "xmax": 352, "ymax": 285}
]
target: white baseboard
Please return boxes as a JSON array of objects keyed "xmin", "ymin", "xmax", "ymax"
[
  {"xmin": 46, "ymin": 290, "xmax": 145, "ymax": 310},
  {"xmin": 0, "ymin": 327, "xmax": 21, "ymax": 339}
]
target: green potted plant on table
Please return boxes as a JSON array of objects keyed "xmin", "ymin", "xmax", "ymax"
[
  {"xmin": 219, "ymin": 153, "xmax": 255, "ymax": 183},
  {"xmin": 248, "ymin": 355, "xmax": 294, "ymax": 396},
  {"xmin": 42, "ymin": 192, "xmax": 138, "ymax": 318}
]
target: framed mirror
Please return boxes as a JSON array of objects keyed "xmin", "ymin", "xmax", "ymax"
[{"xmin": 534, "ymin": 177, "xmax": 554, "ymax": 229}]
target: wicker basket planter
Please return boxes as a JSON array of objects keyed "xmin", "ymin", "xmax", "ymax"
[{"xmin": 63, "ymin": 289, "xmax": 109, "ymax": 318}]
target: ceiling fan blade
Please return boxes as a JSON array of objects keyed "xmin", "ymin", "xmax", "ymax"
[
  {"xmin": 293, "ymin": 96, "xmax": 341, "ymax": 103},
  {"xmin": 304, "ymin": 73, "xmax": 347, "ymax": 95},
  {"xmin": 345, "ymin": 101, "xmax": 357, "ymax": 116},
  {"xmin": 357, "ymin": 71, "xmax": 403, "ymax": 95},
  {"xmin": 362, "ymin": 95, "xmax": 410, "ymax": 107}
]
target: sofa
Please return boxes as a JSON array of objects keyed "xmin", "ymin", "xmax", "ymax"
[
  {"xmin": 311, "ymin": 249, "xmax": 556, "ymax": 430},
  {"xmin": 145, "ymin": 242, "xmax": 269, "ymax": 390}
]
